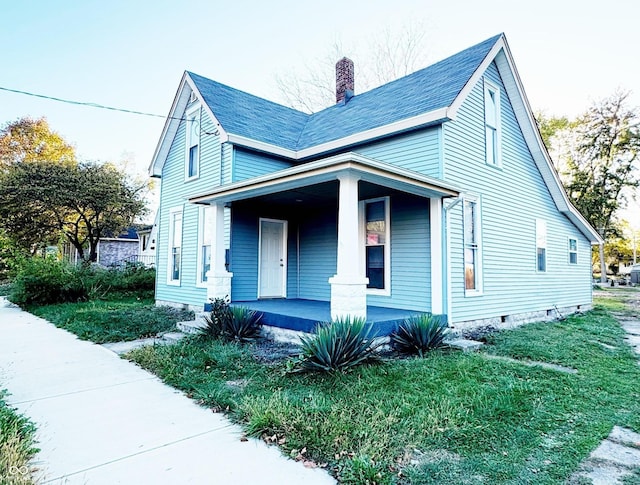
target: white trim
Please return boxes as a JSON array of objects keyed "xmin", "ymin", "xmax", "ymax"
[
  {"xmin": 189, "ymin": 152, "xmax": 460, "ymax": 205},
  {"xmin": 196, "ymin": 205, "xmax": 213, "ymax": 288},
  {"xmin": 430, "ymin": 198, "xmax": 444, "ymax": 313},
  {"xmin": 166, "ymin": 206, "xmax": 183, "ymax": 286},
  {"xmin": 568, "ymin": 236, "xmax": 578, "ymax": 265},
  {"xmin": 483, "ymin": 78, "xmax": 502, "ymax": 168},
  {"xmin": 536, "ymin": 219, "xmax": 547, "ymax": 273},
  {"xmin": 360, "ymin": 197, "xmax": 391, "ymax": 296},
  {"xmin": 463, "ymin": 194, "xmax": 483, "ymax": 296},
  {"xmin": 257, "ymin": 218, "xmax": 288, "ymax": 299},
  {"xmin": 185, "ymin": 104, "xmax": 201, "ymax": 181}
]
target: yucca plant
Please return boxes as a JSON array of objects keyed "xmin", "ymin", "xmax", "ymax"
[
  {"xmin": 227, "ymin": 306, "xmax": 263, "ymax": 342},
  {"xmin": 201, "ymin": 296, "xmax": 233, "ymax": 340},
  {"xmin": 390, "ymin": 313, "xmax": 448, "ymax": 356},
  {"xmin": 201, "ymin": 298, "xmax": 263, "ymax": 343},
  {"xmin": 298, "ymin": 316, "xmax": 381, "ymax": 372}
]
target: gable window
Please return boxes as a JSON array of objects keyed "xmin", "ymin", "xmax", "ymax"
[
  {"xmin": 463, "ymin": 196, "xmax": 482, "ymax": 293},
  {"xmin": 167, "ymin": 207, "xmax": 183, "ymax": 284},
  {"xmin": 536, "ymin": 219, "xmax": 547, "ymax": 272},
  {"xmin": 568, "ymin": 238, "xmax": 578, "ymax": 265},
  {"xmin": 484, "ymin": 80, "xmax": 501, "ymax": 167},
  {"xmin": 185, "ymin": 106, "xmax": 200, "ymax": 180},
  {"xmin": 362, "ymin": 197, "xmax": 390, "ymax": 293},
  {"xmin": 197, "ymin": 206, "xmax": 213, "ymax": 285}
]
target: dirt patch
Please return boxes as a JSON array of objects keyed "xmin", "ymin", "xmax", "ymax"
[{"xmin": 250, "ymin": 338, "xmax": 301, "ymax": 364}]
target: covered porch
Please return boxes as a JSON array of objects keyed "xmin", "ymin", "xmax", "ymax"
[
  {"xmin": 191, "ymin": 152, "xmax": 460, "ymax": 325},
  {"xmin": 232, "ymin": 298, "xmax": 423, "ymax": 335}
]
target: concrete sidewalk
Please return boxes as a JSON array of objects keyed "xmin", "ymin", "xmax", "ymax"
[{"xmin": 0, "ymin": 298, "xmax": 335, "ymax": 484}]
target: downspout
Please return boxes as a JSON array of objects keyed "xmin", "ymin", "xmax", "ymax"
[{"xmin": 443, "ymin": 195, "xmax": 463, "ymax": 326}]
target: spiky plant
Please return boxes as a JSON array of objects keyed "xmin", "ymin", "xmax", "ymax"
[
  {"xmin": 390, "ymin": 313, "xmax": 448, "ymax": 356},
  {"xmin": 227, "ymin": 306, "xmax": 263, "ymax": 342},
  {"xmin": 298, "ymin": 316, "xmax": 381, "ymax": 372},
  {"xmin": 201, "ymin": 296, "xmax": 233, "ymax": 340}
]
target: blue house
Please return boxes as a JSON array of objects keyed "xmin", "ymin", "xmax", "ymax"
[{"xmin": 149, "ymin": 34, "xmax": 601, "ymax": 334}]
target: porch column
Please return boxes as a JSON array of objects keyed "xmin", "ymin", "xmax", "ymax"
[
  {"xmin": 206, "ymin": 201, "xmax": 233, "ymax": 302},
  {"xmin": 430, "ymin": 198, "xmax": 444, "ymax": 315},
  {"xmin": 328, "ymin": 172, "xmax": 368, "ymax": 321}
]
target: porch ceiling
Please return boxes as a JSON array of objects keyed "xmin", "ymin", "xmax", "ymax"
[{"xmin": 189, "ymin": 152, "xmax": 461, "ymax": 206}]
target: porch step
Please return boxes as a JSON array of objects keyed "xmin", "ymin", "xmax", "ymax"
[
  {"xmin": 176, "ymin": 318, "xmax": 207, "ymax": 334},
  {"xmin": 446, "ymin": 338, "xmax": 484, "ymax": 352}
]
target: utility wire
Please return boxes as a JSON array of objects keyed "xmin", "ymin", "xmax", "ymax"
[{"xmin": 0, "ymin": 85, "xmax": 184, "ymax": 121}]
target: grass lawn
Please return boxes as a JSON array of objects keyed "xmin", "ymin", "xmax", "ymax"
[
  {"xmin": 0, "ymin": 390, "xmax": 38, "ymax": 485},
  {"xmin": 124, "ymin": 289, "xmax": 640, "ymax": 484},
  {"xmin": 29, "ymin": 296, "xmax": 193, "ymax": 344}
]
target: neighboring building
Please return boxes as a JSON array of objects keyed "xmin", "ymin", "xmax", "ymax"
[
  {"xmin": 148, "ymin": 34, "xmax": 601, "ymax": 334},
  {"xmin": 62, "ymin": 224, "xmax": 157, "ymax": 268}
]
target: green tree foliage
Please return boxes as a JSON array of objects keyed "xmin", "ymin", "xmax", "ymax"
[
  {"xmin": 0, "ymin": 117, "xmax": 148, "ymax": 261},
  {"xmin": 540, "ymin": 92, "xmax": 640, "ymax": 279}
]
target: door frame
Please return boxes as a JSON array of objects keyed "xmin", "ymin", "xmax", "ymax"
[{"xmin": 257, "ymin": 218, "xmax": 288, "ymax": 299}]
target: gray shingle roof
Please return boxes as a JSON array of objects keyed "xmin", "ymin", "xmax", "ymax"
[{"xmin": 188, "ymin": 34, "xmax": 502, "ymax": 152}]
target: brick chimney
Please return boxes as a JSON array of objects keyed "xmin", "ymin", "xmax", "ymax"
[{"xmin": 336, "ymin": 57, "xmax": 354, "ymax": 104}]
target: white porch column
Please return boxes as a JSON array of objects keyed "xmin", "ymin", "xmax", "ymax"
[
  {"xmin": 430, "ymin": 198, "xmax": 444, "ymax": 315},
  {"xmin": 206, "ymin": 201, "xmax": 233, "ymax": 301},
  {"xmin": 328, "ymin": 172, "xmax": 368, "ymax": 321}
]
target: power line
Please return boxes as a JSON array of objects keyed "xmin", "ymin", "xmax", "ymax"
[{"xmin": 0, "ymin": 85, "xmax": 183, "ymax": 120}]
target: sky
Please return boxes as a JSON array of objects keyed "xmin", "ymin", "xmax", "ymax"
[{"xmin": 1, "ymin": 0, "xmax": 639, "ymax": 225}]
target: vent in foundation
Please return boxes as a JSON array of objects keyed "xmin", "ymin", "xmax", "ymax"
[
  {"xmin": 546, "ymin": 309, "xmax": 554, "ymax": 317},
  {"xmin": 501, "ymin": 315, "xmax": 508, "ymax": 323}
]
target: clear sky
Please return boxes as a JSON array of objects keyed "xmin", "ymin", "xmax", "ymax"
[{"xmin": 1, "ymin": 0, "xmax": 638, "ymax": 223}]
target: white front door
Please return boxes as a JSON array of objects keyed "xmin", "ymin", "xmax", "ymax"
[{"xmin": 259, "ymin": 219, "xmax": 287, "ymax": 298}]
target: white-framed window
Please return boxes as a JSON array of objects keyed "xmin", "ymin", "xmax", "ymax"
[
  {"xmin": 484, "ymin": 79, "xmax": 501, "ymax": 167},
  {"xmin": 196, "ymin": 206, "xmax": 213, "ymax": 287},
  {"xmin": 568, "ymin": 237, "xmax": 578, "ymax": 265},
  {"xmin": 167, "ymin": 207, "xmax": 183, "ymax": 285},
  {"xmin": 463, "ymin": 196, "xmax": 483, "ymax": 295},
  {"xmin": 185, "ymin": 106, "xmax": 200, "ymax": 180},
  {"xmin": 361, "ymin": 197, "xmax": 391, "ymax": 295},
  {"xmin": 536, "ymin": 219, "xmax": 547, "ymax": 272}
]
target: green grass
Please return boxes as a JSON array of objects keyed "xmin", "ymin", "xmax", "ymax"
[
  {"xmin": 0, "ymin": 390, "xmax": 38, "ymax": 485},
  {"xmin": 126, "ymin": 289, "xmax": 640, "ymax": 484},
  {"xmin": 29, "ymin": 296, "xmax": 193, "ymax": 343}
]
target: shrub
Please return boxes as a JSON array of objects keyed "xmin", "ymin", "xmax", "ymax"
[
  {"xmin": 201, "ymin": 297, "xmax": 263, "ymax": 342},
  {"xmin": 9, "ymin": 257, "xmax": 87, "ymax": 306},
  {"xmin": 390, "ymin": 313, "xmax": 448, "ymax": 356},
  {"xmin": 297, "ymin": 316, "xmax": 381, "ymax": 373}
]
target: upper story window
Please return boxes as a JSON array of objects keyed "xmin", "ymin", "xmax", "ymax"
[
  {"xmin": 362, "ymin": 197, "xmax": 390, "ymax": 294},
  {"xmin": 168, "ymin": 207, "xmax": 183, "ymax": 285},
  {"xmin": 568, "ymin": 238, "xmax": 578, "ymax": 265},
  {"xmin": 185, "ymin": 106, "xmax": 200, "ymax": 180},
  {"xmin": 484, "ymin": 80, "xmax": 501, "ymax": 167},
  {"xmin": 536, "ymin": 219, "xmax": 547, "ymax": 272},
  {"xmin": 463, "ymin": 196, "xmax": 483, "ymax": 294}
]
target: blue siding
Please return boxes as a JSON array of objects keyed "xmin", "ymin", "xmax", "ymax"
[
  {"xmin": 368, "ymin": 195, "xmax": 432, "ymax": 312},
  {"xmin": 443, "ymin": 62, "xmax": 592, "ymax": 324},
  {"xmin": 156, "ymin": 108, "xmax": 230, "ymax": 308},
  {"xmin": 233, "ymin": 148, "xmax": 292, "ymax": 182},
  {"xmin": 298, "ymin": 210, "xmax": 337, "ymax": 301},
  {"xmin": 230, "ymin": 208, "xmax": 259, "ymax": 301},
  {"xmin": 355, "ymin": 127, "xmax": 442, "ymax": 178}
]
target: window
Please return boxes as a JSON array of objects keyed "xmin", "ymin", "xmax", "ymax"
[
  {"xmin": 363, "ymin": 198, "xmax": 390, "ymax": 292},
  {"xmin": 536, "ymin": 219, "xmax": 547, "ymax": 272},
  {"xmin": 484, "ymin": 80, "xmax": 501, "ymax": 167},
  {"xmin": 568, "ymin": 238, "xmax": 578, "ymax": 265},
  {"xmin": 168, "ymin": 208, "xmax": 183, "ymax": 284},
  {"xmin": 185, "ymin": 106, "xmax": 200, "ymax": 179},
  {"xmin": 197, "ymin": 206, "xmax": 213, "ymax": 285},
  {"xmin": 463, "ymin": 197, "xmax": 482, "ymax": 293}
]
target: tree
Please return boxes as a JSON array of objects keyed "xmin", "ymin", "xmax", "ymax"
[
  {"xmin": 0, "ymin": 117, "xmax": 76, "ymax": 168},
  {"xmin": 0, "ymin": 161, "xmax": 148, "ymax": 262},
  {"xmin": 275, "ymin": 21, "xmax": 430, "ymax": 113},
  {"xmin": 544, "ymin": 91, "xmax": 640, "ymax": 281}
]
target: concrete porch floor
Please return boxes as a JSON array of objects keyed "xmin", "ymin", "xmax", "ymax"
[{"xmin": 232, "ymin": 298, "xmax": 423, "ymax": 335}]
